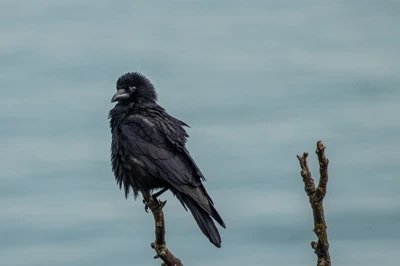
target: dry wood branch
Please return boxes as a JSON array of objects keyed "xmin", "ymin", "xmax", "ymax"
[
  {"xmin": 297, "ymin": 141, "xmax": 331, "ymax": 266},
  {"xmin": 146, "ymin": 197, "xmax": 184, "ymax": 266}
]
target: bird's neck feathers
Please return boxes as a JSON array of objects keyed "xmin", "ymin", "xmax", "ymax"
[
  {"xmin": 108, "ymin": 103, "xmax": 132, "ymax": 128},
  {"xmin": 109, "ymin": 100, "xmax": 161, "ymax": 129}
]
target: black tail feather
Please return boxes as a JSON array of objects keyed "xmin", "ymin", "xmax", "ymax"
[{"xmin": 179, "ymin": 193, "xmax": 223, "ymax": 248}]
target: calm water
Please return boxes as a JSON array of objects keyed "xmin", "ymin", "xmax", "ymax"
[{"xmin": 1, "ymin": 1, "xmax": 400, "ymax": 265}]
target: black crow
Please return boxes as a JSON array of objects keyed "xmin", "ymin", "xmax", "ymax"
[{"xmin": 109, "ymin": 72, "xmax": 225, "ymax": 247}]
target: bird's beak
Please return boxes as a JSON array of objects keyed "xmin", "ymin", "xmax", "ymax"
[{"xmin": 111, "ymin": 89, "xmax": 129, "ymax": 103}]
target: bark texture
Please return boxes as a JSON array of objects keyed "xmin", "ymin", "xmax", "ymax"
[
  {"xmin": 146, "ymin": 197, "xmax": 184, "ymax": 266},
  {"xmin": 297, "ymin": 141, "xmax": 331, "ymax": 266}
]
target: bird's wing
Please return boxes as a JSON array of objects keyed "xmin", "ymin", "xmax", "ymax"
[
  {"xmin": 121, "ymin": 113, "xmax": 203, "ymax": 187},
  {"xmin": 151, "ymin": 109, "xmax": 206, "ymax": 182},
  {"xmin": 121, "ymin": 114, "xmax": 224, "ymax": 228}
]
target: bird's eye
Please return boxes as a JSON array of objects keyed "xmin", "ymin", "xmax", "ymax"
[{"xmin": 129, "ymin": 86, "xmax": 136, "ymax": 92}]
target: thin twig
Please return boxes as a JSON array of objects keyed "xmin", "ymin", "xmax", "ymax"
[
  {"xmin": 146, "ymin": 197, "xmax": 184, "ymax": 266},
  {"xmin": 297, "ymin": 141, "xmax": 331, "ymax": 266}
]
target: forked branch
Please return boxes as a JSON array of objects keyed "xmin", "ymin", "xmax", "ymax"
[{"xmin": 297, "ymin": 141, "xmax": 331, "ymax": 266}]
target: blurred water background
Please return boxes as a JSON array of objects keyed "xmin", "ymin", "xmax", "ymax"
[{"xmin": 1, "ymin": 1, "xmax": 399, "ymax": 265}]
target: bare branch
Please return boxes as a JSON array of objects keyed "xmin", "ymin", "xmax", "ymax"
[
  {"xmin": 146, "ymin": 197, "xmax": 184, "ymax": 266},
  {"xmin": 297, "ymin": 141, "xmax": 331, "ymax": 266},
  {"xmin": 297, "ymin": 152, "xmax": 316, "ymax": 196},
  {"xmin": 315, "ymin": 141, "xmax": 329, "ymax": 201}
]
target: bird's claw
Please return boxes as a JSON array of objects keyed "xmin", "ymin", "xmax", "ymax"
[
  {"xmin": 158, "ymin": 199, "xmax": 167, "ymax": 209},
  {"xmin": 143, "ymin": 199, "xmax": 149, "ymax": 213},
  {"xmin": 142, "ymin": 198, "xmax": 167, "ymax": 213}
]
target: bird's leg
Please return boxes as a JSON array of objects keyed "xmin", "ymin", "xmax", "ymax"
[
  {"xmin": 142, "ymin": 188, "xmax": 169, "ymax": 213},
  {"xmin": 142, "ymin": 190, "xmax": 151, "ymax": 213},
  {"xmin": 151, "ymin": 187, "xmax": 169, "ymax": 201}
]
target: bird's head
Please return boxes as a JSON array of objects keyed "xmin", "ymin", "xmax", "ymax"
[{"xmin": 111, "ymin": 72, "xmax": 158, "ymax": 104}]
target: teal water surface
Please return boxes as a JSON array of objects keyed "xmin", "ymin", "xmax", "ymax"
[{"xmin": 1, "ymin": 1, "xmax": 400, "ymax": 265}]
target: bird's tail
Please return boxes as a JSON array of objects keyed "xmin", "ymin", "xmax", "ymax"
[{"xmin": 178, "ymin": 193, "xmax": 224, "ymax": 248}]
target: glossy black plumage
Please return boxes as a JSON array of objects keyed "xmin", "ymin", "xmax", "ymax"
[{"xmin": 109, "ymin": 72, "xmax": 225, "ymax": 247}]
